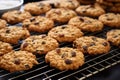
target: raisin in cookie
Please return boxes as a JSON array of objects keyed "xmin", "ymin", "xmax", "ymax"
[
  {"xmin": 48, "ymin": 25, "xmax": 84, "ymax": 42},
  {"xmin": 45, "ymin": 47, "xmax": 84, "ymax": 70},
  {"xmin": 24, "ymin": 2, "xmax": 51, "ymax": 15},
  {"xmin": 0, "ymin": 26, "xmax": 30, "ymax": 44},
  {"xmin": 99, "ymin": 13, "xmax": 120, "ymax": 28},
  {"xmin": 68, "ymin": 16, "xmax": 103, "ymax": 32},
  {"xmin": 2, "ymin": 10, "xmax": 31, "ymax": 24},
  {"xmin": 21, "ymin": 35, "xmax": 59, "ymax": 55},
  {"xmin": 46, "ymin": 8, "xmax": 77, "ymax": 23},
  {"xmin": 0, "ymin": 19, "xmax": 7, "ymax": 29},
  {"xmin": 0, "ymin": 51, "xmax": 38, "ymax": 72},
  {"xmin": 53, "ymin": 0, "xmax": 79, "ymax": 10},
  {"xmin": 76, "ymin": 3, "xmax": 105, "ymax": 17},
  {"xmin": 22, "ymin": 16, "xmax": 54, "ymax": 33},
  {"xmin": 107, "ymin": 29, "xmax": 120, "ymax": 47},
  {"xmin": 73, "ymin": 36, "xmax": 110, "ymax": 55},
  {"xmin": 0, "ymin": 41, "xmax": 12, "ymax": 56}
]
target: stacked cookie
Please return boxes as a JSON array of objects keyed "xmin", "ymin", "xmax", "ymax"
[{"xmin": 96, "ymin": 0, "xmax": 120, "ymax": 13}]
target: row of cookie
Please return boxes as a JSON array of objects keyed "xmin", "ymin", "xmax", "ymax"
[
  {"xmin": 0, "ymin": 36, "xmax": 109, "ymax": 71},
  {"xmin": 1, "ymin": 11, "xmax": 120, "ymax": 36},
  {"xmin": 1, "ymin": 28, "xmax": 118, "ymax": 56},
  {"xmin": 0, "ymin": 16, "xmax": 119, "ymax": 46},
  {"xmin": 0, "ymin": 26, "xmax": 119, "ymax": 56},
  {"xmin": 0, "ymin": 29, "xmax": 119, "ymax": 72},
  {"xmin": 1, "ymin": 0, "xmax": 120, "ymax": 26},
  {"xmin": 1, "ymin": 9, "xmax": 120, "ymax": 31},
  {"xmin": 0, "ymin": 1, "xmax": 106, "ymax": 24}
]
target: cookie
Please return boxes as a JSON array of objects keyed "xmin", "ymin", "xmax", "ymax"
[
  {"xmin": 21, "ymin": 35, "xmax": 59, "ymax": 55},
  {"xmin": 24, "ymin": 2, "xmax": 51, "ymax": 15},
  {"xmin": 2, "ymin": 10, "xmax": 31, "ymax": 24},
  {"xmin": 0, "ymin": 51, "xmax": 38, "ymax": 72},
  {"xmin": 0, "ymin": 41, "xmax": 12, "ymax": 56},
  {"xmin": 0, "ymin": 19, "xmax": 7, "ymax": 29},
  {"xmin": 76, "ymin": 3, "xmax": 105, "ymax": 17},
  {"xmin": 46, "ymin": 8, "xmax": 77, "ymax": 23},
  {"xmin": 73, "ymin": 36, "xmax": 110, "ymax": 55},
  {"xmin": 68, "ymin": 16, "xmax": 103, "ymax": 32},
  {"xmin": 107, "ymin": 29, "xmax": 120, "ymax": 47},
  {"xmin": 99, "ymin": 13, "xmax": 120, "ymax": 28},
  {"xmin": 77, "ymin": 0, "xmax": 96, "ymax": 5},
  {"xmin": 0, "ymin": 26, "xmax": 30, "ymax": 44},
  {"xmin": 22, "ymin": 16, "xmax": 54, "ymax": 33},
  {"xmin": 53, "ymin": 0, "xmax": 79, "ymax": 10},
  {"xmin": 48, "ymin": 25, "xmax": 84, "ymax": 42},
  {"xmin": 45, "ymin": 47, "xmax": 84, "ymax": 70}
]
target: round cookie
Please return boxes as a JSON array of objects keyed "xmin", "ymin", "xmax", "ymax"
[
  {"xmin": 48, "ymin": 25, "xmax": 84, "ymax": 42},
  {"xmin": 24, "ymin": 2, "xmax": 51, "ymax": 15},
  {"xmin": 107, "ymin": 29, "xmax": 120, "ymax": 47},
  {"xmin": 45, "ymin": 47, "xmax": 85, "ymax": 70},
  {"xmin": 0, "ymin": 26, "xmax": 30, "ymax": 44},
  {"xmin": 0, "ymin": 51, "xmax": 38, "ymax": 72},
  {"xmin": 46, "ymin": 8, "xmax": 77, "ymax": 23},
  {"xmin": 73, "ymin": 36, "xmax": 110, "ymax": 55},
  {"xmin": 68, "ymin": 16, "xmax": 103, "ymax": 32},
  {"xmin": 99, "ymin": 13, "xmax": 120, "ymax": 28},
  {"xmin": 0, "ymin": 19, "xmax": 7, "ymax": 29},
  {"xmin": 22, "ymin": 16, "xmax": 54, "ymax": 33},
  {"xmin": 53, "ymin": 0, "xmax": 80, "ymax": 10},
  {"xmin": 76, "ymin": 3, "xmax": 105, "ymax": 17},
  {"xmin": 0, "ymin": 41, "xmax": 12, "ymax": 56},
  {"xmin": 2, "ymin": 10, "xmax": 31, "ymax": 24},
  {"xmin": 21, "ymin": 35, "xmax": 59, "ymax": 55}
]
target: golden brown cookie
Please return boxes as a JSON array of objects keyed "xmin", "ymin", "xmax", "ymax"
[
  {"xmin": 99, "ymin": 13, "xmax": 120, "ymax": 28},
  {"xmin": 24, "ymin": 2, "xmax": 51, "ymax": 15},
  {"xmin": 46, "ymin": 8, "xmax": 77, "ymax": 23},
  {"xmin": 48, "ymin": 25, "xmax": 84, "ymax": 42},
  {"xmin": 22, "ymin": 16, "xmax": 54, "ymax": 33},
  {"xmin": 76, "ymin": 3, "xmax": 105, "ymax": 17},
  {"xmin": 45, "ymin": 47, "xmax": 85, "ymax": 70},
  {"xmin": 73, "ymin": 36, "xmax": 111, "ymax": 55},
  {"xmin": 53, "ymin": 0, "xmax": 80, "ymax": 10},
  {"xmin": 0, "ymin": 26, "xmax": 30, "ymax": 44},
  {"xmin": 68, "ymin": 16, "xmax": 103, "ymax": 32},
  {"xmin": 107, "ymin": 29, "xmax": 120, "ymax": 47},
  {"xmin": 0, "ymin": 41, "xmax": 12, "ymax": 56},
  {"xmin": 2, "ymin": 10, "xmax": 31, "ymax": 24},
  {"xmin": 21, "ymin": 35, "xmax": 59, "ymax": 55},
  {"xmin": 0, "ymin": 51, "xmax": 38, "ymax": 72}
]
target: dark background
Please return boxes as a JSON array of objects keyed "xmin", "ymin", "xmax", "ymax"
[
  {"xmin": 24, "ymin": 0, "xmax": 42, "ymax": 4},
  {"xmin": 23, "ymin": 0, "xmax": 120, "ymax": 80}
]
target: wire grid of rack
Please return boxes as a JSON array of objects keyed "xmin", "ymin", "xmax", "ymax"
[{"xmin": 0, "ymin": 26, "xmax": 119, "ymax": 80}]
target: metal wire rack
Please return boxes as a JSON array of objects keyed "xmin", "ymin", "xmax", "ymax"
[{"xmin": 0, "ymin": 26, "xmax": 120, "ymax": 80}]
